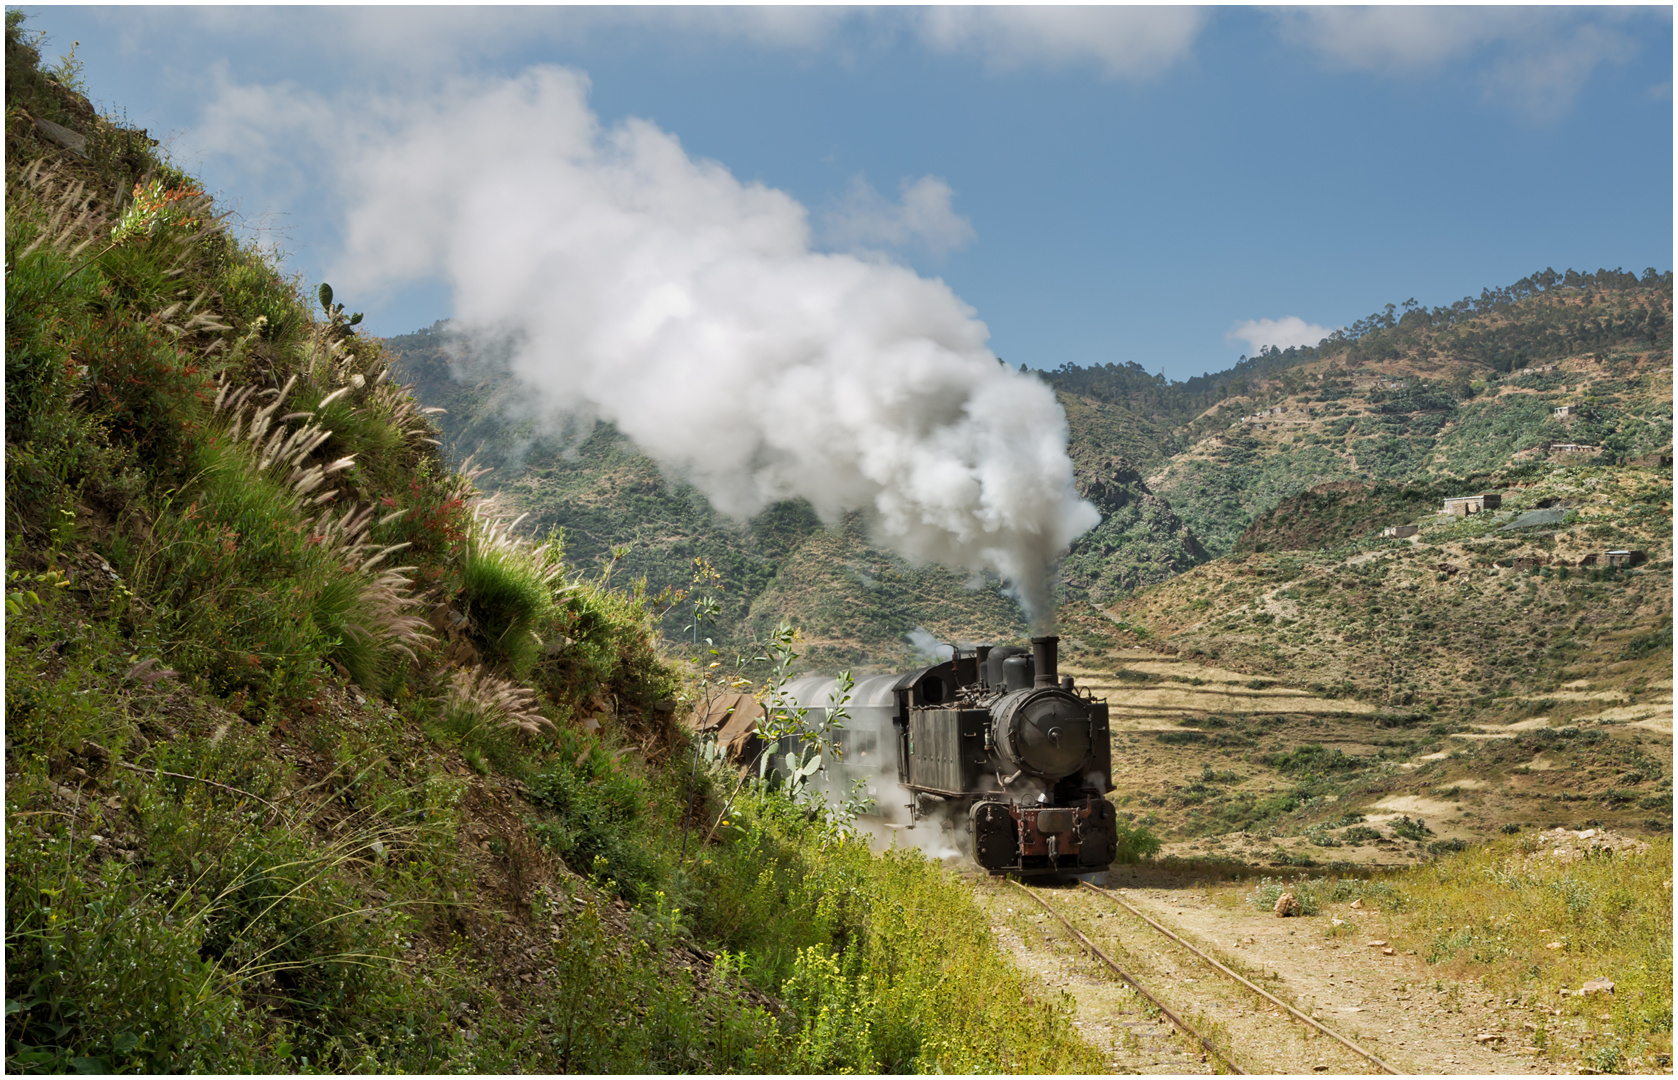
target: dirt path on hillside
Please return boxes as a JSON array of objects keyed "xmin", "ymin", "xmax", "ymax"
[{"xmin": 965, "ymin": 870, "xmax": 1572, "ymax": 1075}]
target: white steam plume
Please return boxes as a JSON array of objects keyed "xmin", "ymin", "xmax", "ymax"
[
  {"xmin": 334, "ymin": 67, "xmax": 1098, "ymax": 623},
  {"xmin": 906, "ymin": 627, "xmax": 957, "ymax": 664}
]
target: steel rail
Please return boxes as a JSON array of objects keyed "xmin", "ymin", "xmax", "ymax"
[
  {"xmin": 1080, "ymin": 881, "xmax": 1399, "ymax": 1075},
  {"xmin": 1008, "ymin": 879, "xmax": 1244, "ymax": 1075}
]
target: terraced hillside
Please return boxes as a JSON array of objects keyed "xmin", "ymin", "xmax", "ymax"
[
  {"xmin": 1102, "ymin": 462, "xmax": 1672, "ymax": 714},
  {"xmin": 1137, "ymin": 286, "xmax": 1672, "ymax": 556},
  {"xmin": 1063, "ymin": 643, "xmax": 1671, "ymax": 865}
]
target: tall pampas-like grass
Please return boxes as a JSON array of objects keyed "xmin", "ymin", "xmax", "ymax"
[{"xmin": 445, "ymin": 665, "xmax": 553, "ymax": 737}]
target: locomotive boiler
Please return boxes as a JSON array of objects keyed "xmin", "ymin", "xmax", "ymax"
[{"xmin": 772, "ymin": 635, "xmax": 1118, "ymax": 874}]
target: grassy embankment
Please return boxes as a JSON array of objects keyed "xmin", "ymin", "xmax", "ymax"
[{"xmin": 5, "ymin": 17, "xmax": 1100, "ymax": 1073}]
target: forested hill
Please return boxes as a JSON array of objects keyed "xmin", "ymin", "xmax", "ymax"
[
  {"xmin": 1130, "ymin": 274, "xmax": 1672, "ymax": 556},
  {"xmin": 387, "ymin": 266, "xmax": 1670, "ymax": 667}
]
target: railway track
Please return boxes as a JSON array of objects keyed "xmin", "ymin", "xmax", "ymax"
[{"xmin": 1011, "ymin": 879, "xmax": 1399, "ymax": 1075}]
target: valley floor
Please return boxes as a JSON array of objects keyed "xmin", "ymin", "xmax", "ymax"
[{"xmin": 926, "ymin": 648, "xmax": 1672, "ymax": 1075}]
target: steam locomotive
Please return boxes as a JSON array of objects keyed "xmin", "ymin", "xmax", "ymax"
[{"xmin": 774, "ymin": 635, "xmax": 1118, "ymax": 874}]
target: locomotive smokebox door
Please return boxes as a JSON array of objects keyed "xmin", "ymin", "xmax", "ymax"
[
  {"xmin": 970, "ymin": 801, "xmax": 1017, "ymax": 872},
  {"xmin": 993, "ymin": 692, "xmax": 1095, "ymax": 781}
]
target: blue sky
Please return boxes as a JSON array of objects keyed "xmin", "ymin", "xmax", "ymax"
[{"xmin": 18, "ymin": 5, "xmax": 1674, "ymax": 381}]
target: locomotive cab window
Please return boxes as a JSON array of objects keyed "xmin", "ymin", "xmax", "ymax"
[{"xmin": 919, "ymin": 676, "xmax": 945, "ymax": 705}]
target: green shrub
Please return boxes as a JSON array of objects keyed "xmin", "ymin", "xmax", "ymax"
[
  {"xmin": 215, "ymin": 248, "xmax": 307, "ymax": 353},
  {"xmin": 460, "ymin": 543, "xmax": 556, "ymax": 678},
  {"xmin": 529, "ymin": 748, "xmax": 671, "ymax": 905},
  {"xmin": 5, "ymin": 850, "xmax": 268, "ymax": 1073},
  {"xmin": 1113, "ymin": 816, "xmax": 1163, "ymax": 862},
  {"xmin": 1263, "ymin": 743, "xmax": 1368, "ymax": 777},
  {"xmin": 1393, "ymin": 815, "xmax": 1435, "ymax": 841},
  {"xmin": 1620, "ymin": 625, "xmax": 1672, "ymax": 660}
]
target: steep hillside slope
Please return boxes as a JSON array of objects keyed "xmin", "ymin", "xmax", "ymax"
[
  {"xmin": 4, "ymin": 19, "xmax": 1100, "ymax": 1073},
  {"xmin": 1059, "ymin": 455, "xmax": 1208, "ymax": 606}
]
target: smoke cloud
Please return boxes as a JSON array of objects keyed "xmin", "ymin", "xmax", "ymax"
[
  {"xmin": 820, "ymin": 174, "xmax": 977, "ymax": 257},
  {"xmin": 334, "ymin": 67, "xmax": 1098, "ymax": 623},
  {"xmin": 906, "ymin": 627, "xmax": 957, "ymax": 665}
]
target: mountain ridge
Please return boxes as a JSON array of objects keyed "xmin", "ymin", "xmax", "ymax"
[{"xmin": 386, "ymin": 268, "xmax": 1671, "ymax": 666}]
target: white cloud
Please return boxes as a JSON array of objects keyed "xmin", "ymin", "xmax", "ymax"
[
  {"xmin": 820, "ymin": 175, "xmax": 976, "ymax": 257},
  {"xmin": 1271, "ymin": 7, "xmax": 1513, "ymax": 72},
  {"xmin": 916, "ymin": 6, "xmax": 1206, "ymax": 78},
  {"xmin": 1271, "ymin": 7, "xmax": 1649, "ymax": 117},
  {"xmin": 314, "ymin": 66, "xmax": 1096, "ymax": 623},
  {"xmin": 184, "ymin": 64, "xmax": 336, "ymax": 206},
  {"xmin": 160, "ymin": 6, "xmax": 1202, "ymax": 82},
  {"xmin": 1226, "ymin": 316, "xmax": 1336, "ymax": 355},
  {"xmin": 1481, "ymin": 23, "xmax": 1638, "ymax": 120}
]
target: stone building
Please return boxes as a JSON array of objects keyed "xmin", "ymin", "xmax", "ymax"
[{"xmin": 1441, "ymin": 493, "xmax": 1502, "ymax": 516}]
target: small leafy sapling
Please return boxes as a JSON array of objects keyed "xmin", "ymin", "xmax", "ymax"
[
  {"xmin": 317, "ymin": 282, "xmax": 363, "ymax": 341},
  {"xmin": 684, "ymin": 556, "xmax": 723, "ymax": 647}
]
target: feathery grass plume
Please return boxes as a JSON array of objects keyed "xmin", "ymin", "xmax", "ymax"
[
  {"xmin": 198, "ymin": 376, "xmax": 436, "ymax": 689},
  {"xmin": 470, "ymin": 499, "xmax": 564, "ymax": 584},
  {"xmin": 446, "ymin": 665, "xmax": 553, "ymax": 736},
  {"xmin": 9, "ymin": 158, "xmax": 101, "ymax": 263},
  {"xmin": 449, "ymin": 453, "xmax": 495, "ymax": 500},
  {"xmin": 289, "ymin": 325, "xmax": 452, "ymax": 483},
  {"xmin": 124, "ymin": 656, "xmax": 179, "ymax": 686},
  {"xmin": 15, "ymin": 153, "xmax": 228, "ymax": 303}
]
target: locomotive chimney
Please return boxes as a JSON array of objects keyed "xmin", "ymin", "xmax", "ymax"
[{"xmin": 1030, "ymin": 635, "xmax": 1059, "ymax": 689}]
